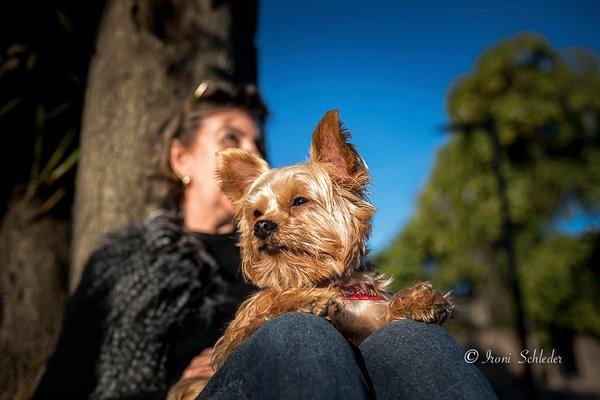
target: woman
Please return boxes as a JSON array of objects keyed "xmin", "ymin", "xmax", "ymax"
[
  {"xmin": 33, "ymin": 80, "xmax": 496, "ymax": 400},
  {"xmin": 32, "ymin": 80, "xmax": 267, "ymax": 400}
]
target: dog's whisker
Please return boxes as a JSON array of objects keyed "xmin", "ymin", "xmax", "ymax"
[{"xmin": 172, "ymin": 110, "xmax": 455, "ymax": 400}]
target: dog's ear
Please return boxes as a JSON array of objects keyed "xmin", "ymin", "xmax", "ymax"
[
  {"xmin": 309, "ymin": 109, "xmax": 369, "ymax": 189},
  {"xmin": 217, "ymin": 148, "xmax": 269, "ymax": 203}
]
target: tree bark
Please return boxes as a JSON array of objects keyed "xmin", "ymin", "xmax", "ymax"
[
  {"xmin": 71, "ymin": 0, "xmax": 259, "ymax": 290},
  {"xmin": 0, "ymin": 198, "xmax": 69, "ymax": 400}
]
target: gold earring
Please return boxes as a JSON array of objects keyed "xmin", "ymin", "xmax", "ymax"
[{"xmin": 181, "ymin": 175, "xmax": 191, "ymax": 185}]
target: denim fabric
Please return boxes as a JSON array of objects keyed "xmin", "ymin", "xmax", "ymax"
[
  {"xmin": 197, "ymin": 312, "xmax": 497, "ymax": 400},
  {"xmin": 359, "ymin": 319, "xmax": 497, "ymax": 399}
]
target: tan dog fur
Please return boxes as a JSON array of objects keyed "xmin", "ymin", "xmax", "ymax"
[{"xmin": 167, "ymin": 110, "xmax": 453, "ymax": 400}]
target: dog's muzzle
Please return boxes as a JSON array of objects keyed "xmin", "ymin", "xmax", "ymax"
[{"xmin": 254, "ymin": 220, "xmax": 277, "ymax": 239}]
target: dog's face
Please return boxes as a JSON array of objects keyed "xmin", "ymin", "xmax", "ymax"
[{"xmin": 217, "ymin": 110, "xmax": 375, "ymax": 290}]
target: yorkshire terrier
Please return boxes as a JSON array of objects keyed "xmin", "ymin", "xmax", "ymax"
[{"xmin": 168, "ymin": 110, "xmax": 453, "ymax": 400}]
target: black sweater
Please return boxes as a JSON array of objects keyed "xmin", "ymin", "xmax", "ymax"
[{"xmin": 32, "ymin": 210, "xmax": 254, "ymax": 400}]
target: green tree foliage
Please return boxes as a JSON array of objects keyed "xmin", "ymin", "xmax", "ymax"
[
  {"xmin": 377, "ymin": 33, "xmax": 600, "ymax": 337},
  {"xmin": 0, "ymin": 1, "xmax": 103, "ymax": 218}
]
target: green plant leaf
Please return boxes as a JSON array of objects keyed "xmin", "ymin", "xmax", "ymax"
[
  {"xmin": 38, "ymin": 128, "xmax": 76, "ymax": 184},
  {"xmin": 47, "ymin": 148, "xmax": 80, "ymax": 184},
  {"xmin": 0, "ymin": 98, "xmax": 21, "ymax": 118}
]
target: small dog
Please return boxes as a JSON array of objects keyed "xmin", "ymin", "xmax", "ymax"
[{"xmin": 168, "ymin": 110, "xmax": 453, "ymax": 400}]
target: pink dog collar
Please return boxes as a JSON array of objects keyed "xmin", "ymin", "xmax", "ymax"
[{"xmin": 341, "ymin": 285, "xmax": 385, "ymax": 301}]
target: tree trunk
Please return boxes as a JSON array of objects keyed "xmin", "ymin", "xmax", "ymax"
[
  {"xmin": 71, "ymin": 0, "xmax": 259, "ymax": 290},
  {"xmin": 0, "ymin": 198, "xmax": 69, "ymax": 400}
]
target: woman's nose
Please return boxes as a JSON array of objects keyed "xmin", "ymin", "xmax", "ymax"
[
  {"xmin": 245, "ymin": 142, "xmax": 261, "ymax": 157},
  {"xmin": 240, "ymin": 136, "xmax": 263, "ymax": 158}
]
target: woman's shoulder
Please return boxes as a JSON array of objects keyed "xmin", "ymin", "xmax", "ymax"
[
  {"xmin": 91, "ymin": 207, "xmax": 181, "ymax": 258},
  {"xmin": 83, "ymin": 207, "xmax": 216, "ymax": 291},
  {"xmin": 78, "ymin": 220, "xmax": 146, "ymax": 294},
  {"xmin": 86, "ymin": 222, "xmax": 148, "ymax": 273},
  {"xmin": 81, "ymin": 208, "xmax": 184, "ymax": 291}
]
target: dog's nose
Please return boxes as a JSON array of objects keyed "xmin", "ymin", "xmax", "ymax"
[{"xmin": 254, "ymin": 220, "xmax": 277, "ymax": 239}]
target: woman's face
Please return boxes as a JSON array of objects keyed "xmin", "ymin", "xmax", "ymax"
[{"xmin": 170, "ymin": 108, "xmax": 264, "ymax": 219}]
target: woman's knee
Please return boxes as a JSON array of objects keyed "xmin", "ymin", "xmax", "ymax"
[
  {"xmin": 359, "ymin": 319, "xmax": 468, "ymax": 378},
  {"xmin": 360, "ymin": 319, "xmax": 459, "ymax": 357},
  {"xmin": 229, "ymin": 312, "xmax": 370, "ymax": 397},
  {"xmin": 359, "ymin": 319, "xmax": 497, "ymax": 399},
  {"xmin": 249, "ymin": 312, "xmax": 348, "ymax": 358}
]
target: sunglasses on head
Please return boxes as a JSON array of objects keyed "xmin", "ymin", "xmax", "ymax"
[{"xmin": 189, "ymin": 80, "xmax": 263, "ymax": 110}]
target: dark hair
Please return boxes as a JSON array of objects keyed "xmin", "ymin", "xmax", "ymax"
[{"xmin": 152, "ymin": 81, "xmax": 268, "ymax": 207}]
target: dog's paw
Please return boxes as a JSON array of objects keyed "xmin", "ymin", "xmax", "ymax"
[
  {"xmin": 308, "ymin": 298, "xmax": 340, "ymax": 320},
  {"xmin": 389, "ymin": 282, "xmax": 453, "ymax": 324}
]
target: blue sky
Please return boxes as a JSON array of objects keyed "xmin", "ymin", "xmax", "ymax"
[{"xmin": 256, "ymin": 0, "xmax": 600, "ymax": 252}]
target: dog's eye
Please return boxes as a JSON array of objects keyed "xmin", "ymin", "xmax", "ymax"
[
  {"xmin": 253, "ymin": 209, "xmax": 263, "ymax": 218},
  {"xmin": 291, "ymin": 197, "xmax": 308, "ymax": 207}
]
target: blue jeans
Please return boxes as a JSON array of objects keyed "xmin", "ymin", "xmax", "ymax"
[{"xmin": 197, "ymin": 312, "xmax": 497, "ymax": 400}]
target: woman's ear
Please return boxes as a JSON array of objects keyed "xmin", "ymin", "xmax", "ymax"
[{"xmin": 169, "ymin": 138, "xmax": 190, "ymax": 179}]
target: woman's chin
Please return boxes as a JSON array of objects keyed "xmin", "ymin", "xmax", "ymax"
[{"xmin": 218, "ymin": 192, "xmax": 236, "ymax": 215}]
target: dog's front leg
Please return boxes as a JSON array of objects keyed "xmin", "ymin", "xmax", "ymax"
[
  {"xmin": 386, "ymin": 282, "xmax": 453, "ymax": 324},
  {"xmin": 170, "ymin": 293, "xmax": 276, "ymax": 400},
  {"xmin": 212, "ymin": 288, "xmax": 341, "ymax": 369},
  {"xmin": 273, "ymin": 287, "xmax": 341, "ymax": 320},
  {"xmin": 212, "ymin": 291, "xmax": 280, "ymax": 369}
]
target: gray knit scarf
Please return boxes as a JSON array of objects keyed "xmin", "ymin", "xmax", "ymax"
[{"xmin": 88, "ymin": 207, "xmax": 232, "ymax": 400}]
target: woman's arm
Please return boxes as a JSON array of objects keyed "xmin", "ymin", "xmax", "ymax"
[{"xmin": 31, "ymin": 251, "xmax": 109, "ymax": 399}]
